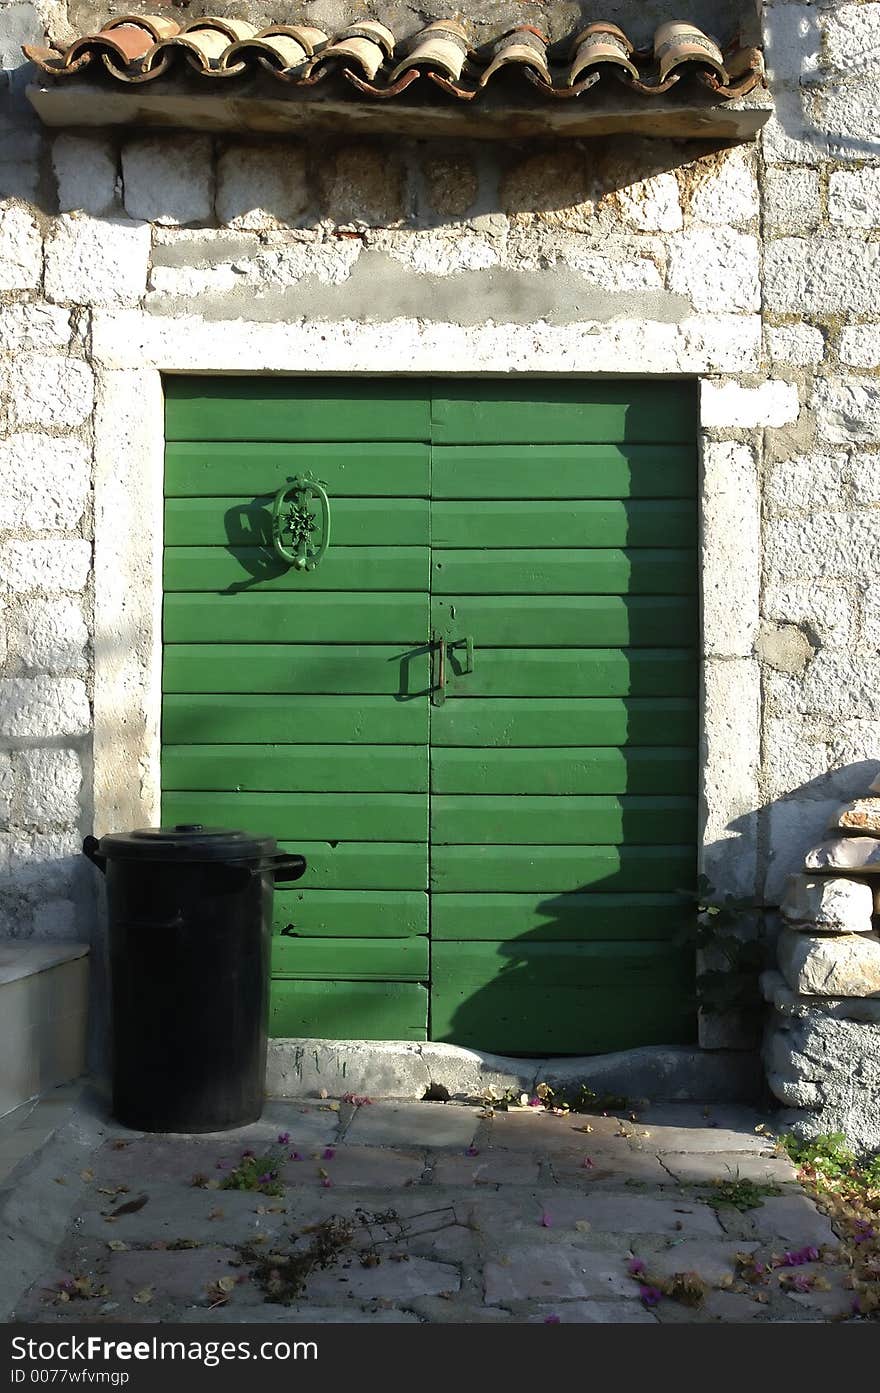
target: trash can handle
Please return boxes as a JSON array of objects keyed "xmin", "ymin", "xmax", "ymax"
[
  {"xmin": 82, "ymin": 835, "xmax": 107, "ymax": 875},
  {"xmin": 268, "ymin": 853, "xmax": 307, "ymax": 885}
]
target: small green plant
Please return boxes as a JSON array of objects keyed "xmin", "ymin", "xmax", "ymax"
[
  {"xmin": 676, "ymin": 875, "xmax": 770, "ymax": 1017},
  {"xmin": 703, "ymin": 1176, "xmax": 782, "ymax": 1212},
  {"xmin": 780, "ymin": 1131, "xmax": 856, "ymax": 1182},
  {"xmin": 221, "ymin": 1149, "xmax": 285, "ymax": 1197}
]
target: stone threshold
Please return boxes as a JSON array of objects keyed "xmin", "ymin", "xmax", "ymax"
[
  {"xmin": 267, "ymin": 1039, "xmax": 762, "ymax": 1104},
  {"xmin": 0, "ymin": 941, "xmax": 89, "ymax": 988}
]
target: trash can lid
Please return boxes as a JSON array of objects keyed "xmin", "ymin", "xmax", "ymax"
[{"xmin": 95, "ymin": 824, "xmax": 279, "ymax": 863}]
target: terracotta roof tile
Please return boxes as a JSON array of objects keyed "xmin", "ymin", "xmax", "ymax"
[{"xmin": 24, "ymin": 15, "xmax": 764, "ymax": 102}]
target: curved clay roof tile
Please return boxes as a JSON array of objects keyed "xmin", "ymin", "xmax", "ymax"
[
  {"xmin": 479, "ymin": 26, "xmax": 551, "ymax": 88},
  {"xmin": 388, "ymin": 21, "xmax": 469, "ymax": 84}
]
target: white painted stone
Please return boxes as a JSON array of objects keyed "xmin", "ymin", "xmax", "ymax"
[
  {"xmin": 793, "ymin": 653, "xmax": 880, "ymax": 720},
  {"xmin": 53, "ymin": 133, "xmax": 118, "ymax": 214},
  {"xmin": 765, "ymin": 512, "xmax": 880, "ymax": 582},
  {"xmin": 781, "ymin": 874, "xmax": 874, "ymax": 934},
  {"xmin": 763, "ymin": 168, "xmax": 821, "ymax": 233},
  {"xmin": 815, "ymin": 86, "xmax": 880, "ymax": 152},
  {"xmin": 0, "ymin": 200, "xmax": 40, "ymax": 290},
  {"xmin": 14, "ymin": 749, "xmax": 82, "ymax": 826},
  {"xmin": 829, "ymin": 168, "xmax": 880, "ymax": 227},
  {"xmin": 762, "ymin": 715, "xmax": 830, "ymax": 802},
  {"xmin": 764, "ymin": 3, "xmax": 822, "ymax": 81},
  {"xmin": 767, "ymin": 453, "xmax": 847, "ymax": 511},
  {"xmin": 762, "ymin": 88, "xmax": 827, "ymax": 167},
  {"xmin": 688, "ymin": 148, "xmax": 759, "ymax": 226},
  {"xmin": 812, "ymin": 377, "xmax": 880, "ymax": 445},
  {"xmin": 617, "ymin": 170, "xmax": 682, "ymax": 232},
  {"xmin": 763, "ymin": 582, "xmax": 854, "ymax": 648},
  {"xmin": 0, "ymin": 677, "xmax": 90, "ymax": 738},
  {"xmin": 839, "ymin": 325, "xmax": 880, "ymax": 369},
  {"xmin": 824, "ymin": 3, "xmax": 880, "ymax": 74},
  {"xmin": 0, "ymin": 303, "xmax": 70, "ymax": 353},
  {"xmin": 666, "ymin": 228, "xmax": 759, "ymax": 312},
  {"xmin": 147, "ymin": 262, "xmax": 241, "ymax": 297},
  {"xmin": 859, "ymin": 591, "xmax": 880, "ymax": 651},
  {"xmin": 8, "ymin": 356, "xmax": 94, "ymax": 429},
  {"xmin": 122, "ymin": 136, "xmax": 213, "ymax": 226},
  {"xmin": 0, "ymin": 540, "xmax": 91, "ymax": 595},
  {"xmin": 701, "ymin": 441, "xmax": 759, "ymax": 657},
  {"xmin": 389, "ymin": 232, "xmax": 500, "ymax": 276},
  {"xmin": 0, "ymin": 435, "xmax": 90, "ymax": 530},
  {"xmin": 765, "ymin": 238, "xmax": 880, "ymax": 315},
  {"xmin": 44, "ymin": 215, "xmax": 151, "ymax": 307},
  {"xmin": 701, "ymin": 657, "xmax": 760, "ymax": 897},
  {"xmin": 700, "ymin": 379, "xmax": 799, "ymax": 428},
  {"xmin": 851, "ymin": 453, "xmax": 880, "ymax": 503},
  {"xmin": 7, "ymin": 830, "xmax": 81, "ymax": 894},
  {"xmin": 766, "ymin": 323, "xmax": 824, "ymax": 366},
  {"xmin": 778, "ymin": 927, "xmax": 880, "ymax": 998},
  {"xmin": 561, "ymin": 249, "xmax": 662, "ymax": 292},
  {"xmin": 0, "ymin": 753, "xmax": 12, "ymax": 821},
  {"xmin": 805, "ymin": 836, "xmax": 880, "ymax": 873},
  {"xmin": 216, "ymin": 143, "xmax": 309, "ymax": 229},
  {"xmin": 829, "ymin": 797, "xmax": 880, "ymax": 835},
  {"xmin": 9, "ymin": 597, "xmax": 88, "ymax": 675},
  {"xmin": 766, "ymin": 801, "xmax": 842, "ymax": 902}
]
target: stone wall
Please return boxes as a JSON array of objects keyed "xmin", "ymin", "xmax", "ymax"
[{"xmin": 1, "ymin": 0, "xmax": 880, "ymax": 1087}]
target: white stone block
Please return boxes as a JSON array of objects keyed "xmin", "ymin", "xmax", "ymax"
[
  {"xmin": 667, "ymin": 228, "xmax": 759, "ymax": 312},
  {"xmin": 765, "ymin": 238, "xmax": 880, "ymax": 315},
  {"xmin": 701, "ymin": 440, "xmax": 759, "ymax": 657},
  {"xmin": 763, "ymin": 581, "xmax": 854, "ymax": 648},
  {"xmin": 778, "ymin": 927, "xmax": 880, "ymax": 998},
  {"xmin": 0, "ymin": 540, "xmax": 92, "ymax": 595},
  {"xmin": 829, "ymin": 797, "xmax": 880, "ymax": 835},
  {"xmin": 815, "ymin": 86, "xmax": 880, "ymax": 152},
  {"xmin": 829, "ymin": 168, "xmax": 880, "ymax": 227},
  {"xmin": 766, "ymin": 323, "xmax": 824, "ymax": 366},
  {"xmin": 839, "ymin": 325, "xmax": 880, "ymax": 369},
  {"xmin": 701, "ymin": 656, "xmax": 760, "ymax": 897},
  {"xmin": 14, "ymin": 749, "xmax": 82, "ymax": 826},
  {"xmin": 122, "ymin": 136, "xmax": 213, "ymax": 226},
  {"xmin": 9, "ymin": 356, "xmax": 93, "ymax": 429},
  {"xmin": 0, "ymin": 303, "xmax": 70, "ymax": 353},
  {"xmin": 766, "ymin": 800, "xmax": 842, "ymax": 902},
  {"xmin": 767, "ymin": 452, "xmax": 848, "ymax": 511},
  {"xmin": 9, "ymin": 597, "xmax": 88, "ymax": 675},
  {"xmin": 688, "ymin": 148, "xmax": 759, "ymax": 226},
  {"xmin": 781, "ymin": 874, "xmax": 874, "ymax": 934},
  {"xmin": 0, "ymin": 752, "xmax": 12, "ymax": 821},
  {"xmin": 0, "ymin": 200, "xmax": 41, "ymax": 290},
  {"xmin": 762, "ymin": 714, "xmax": 830, "ymax": 802},
  {"xmin": 766, "ymin": 512, "xmax": 880, "ymax": 582},
  {"xmin": 0, "ymin": 435, "xmax": 90, "ymax": 531},
  {"xmin": 811, "ymin": 377, "xmax": 880, "ymax": 445},
  {"xmin": 763, "ymin": 169, "xmax": 821, "ymax": 233},
  {"xmin": 805, "ymin": 837, "xmax": 880, "ymax": 873},
  {"xmin": 851, "ymin": 453, "xmax": 880, "ymax": 503},
  {"xmin": 764, "ymin": 4, "xmax": 822, "ymax": 81},
  {"xmin": 762, "ymin": 89, "xmax": 826, "ymax": 167},
  {"xmin": 53, "ymin": 134, "xmax": 118, "ymax": 214},
  {"xmin": 0, "ymin": 677, "xmax": 90, "ymax": 738},
  {"xmin": 701, "ymin": 379, "xmax": 799, "ymax": 428},
  {"xmin": 31, "ymin": 899, "xmax": 78, "ymax": 940},
  {"xmin": 44, "ymin": 215, "xmax": 150, "ymax": 307},
  {"xmin": 824, "ymin": 3, "xmax": 880, "ymax": 73},
  {"xmin": 216, "ymin": 143, "xmax": 309, "ymax": 229},
  {"xmin": 617, "ymin": 170, "xmax": 682, "ymax": 232}
]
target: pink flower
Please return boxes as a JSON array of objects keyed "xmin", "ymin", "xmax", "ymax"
[
  {"xmin": 277, "ymin": 1132, "xmax": 291, "ymax": 1145},
  {"xmin": 543, "ymin": 1314, "xmax": 561, "ymax": 1324},
  {"xmin": 627, "ymin": 1258, "xmax": 646, "ymax": 1276},
  {"xmin": 466, "ymin": 1145, "xmax": 479, "ymax": 1157},
  {"xmin": 322, "ymin": 1147, "xmax": 336, "ymax": 1161},
  {"xmin": 639, "ymin": 1285, "xmax": 662, "ymax": 1308},
  {"xmin": 791, "ymin": 1274, "xmax": 813, "ymax": 1293},
  {"xmin": 289, "ymin": 1151, "xmax": 302, "ymax": 1162},
  {"xmin": 529, "ymin": 1097, "xmax": 543, "ymax": 1108},
  {"xmin": 582, "ymin": 1156, "xmax": 594, "ymax": 1169},
  {"xmin": 321, "ymin": 1177, "xmax": 332, "ymax": 1189},
  {"xmin": 540, "ymin": 1212, "xmax": 552, "ymax": 1228}
]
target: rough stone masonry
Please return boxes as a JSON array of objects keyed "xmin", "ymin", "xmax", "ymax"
[{"xmin": 2, "ymin": 0, "xmax": 880, "ymax": 1125}]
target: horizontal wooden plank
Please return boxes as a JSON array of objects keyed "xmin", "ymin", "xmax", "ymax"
[
  {"xmin": 433, "ymin": 549, "xmax": 695, "ymax": 595},
  {"xmin": 431, "ymin": 595, "xmax": 695, "ymax": 647},
  {"xmin": 163, "ymin": 745, "xmax": 428, "ymax": 793},
  {"xmin": 430, "ymin": 941, "xmax": 694, "ymax": 1054},
  {"xmin": 431, "ymin": 892, "xmax": 691, "ymax": 941},
  {"xmin": 432, "ymin": 500, "xmax": 696, "ymax": 548},
  {"xmin": 163, "ymin": 645, "xmax": 431, "ymax": 696},
  {"xmin": 165, "ymin": 441, "xmax": 430, "ymax": 497},
  {"xmin": 165, "ymin": 496, "xmax": 430, "ymax": 547},
  {"xmin": 163, "ymin": 694, "xmax": 429, "ymax": 745},
  {"xmin": 164, "ymin": 593, "xmax": 429, "ymax": 644},
  {"xmin": 432, "ymin": 444, "xmax": 695, "ymax": 499},
  {"xmin": 430, "ymin": 697, "xmax": 698, "ymax": 747},
  {"xmin": 271, "ymin": 936, "xmax": 428, "ymax": 980},
  {"xmin": 430, "ymin": 844, "xmax": 695, "ymax": 892},
  {"xmin": 274, "ymin": 889, "xmax": 428, "ymax": 937},
  {"xmin": 165, "ymin": 378, "xmax": 431, "ymax": 442},
  {"xmin": 164, "ymin": 546, "xmax": 428, "ymax": 593},
  {"xmin": 431, "ymin": 381, "xmax": 696, "ymax": 445},
  {"xmin": 432, "ymin": 747, "xmax": 696, "ymax": 795},
  {"xmin": 441, "ymin": 648, "xmax": 697, "ymax": 699},
  {"xmin": 269, "ymin": 979, "xmax": 427, "ymax": 1040},
  {"xmin": 278, "ymin": 841, "xmax": 426, "ymax": 890},
  {"xmin": 162, "ymin": 791, "xmax": 427, "ymax": 842},
  {"xmin": 431, "ymin": 795, "xmax": 696, "ymax": 845}
]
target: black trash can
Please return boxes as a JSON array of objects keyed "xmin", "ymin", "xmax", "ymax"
[{"xmin": 83, "ymin": 824, "xmax": 306, "ymax": 1133}]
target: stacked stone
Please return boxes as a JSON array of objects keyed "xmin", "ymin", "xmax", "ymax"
[{"xmin": 763, "ymin": 784, "xmax": 880, "ymax": 1153}]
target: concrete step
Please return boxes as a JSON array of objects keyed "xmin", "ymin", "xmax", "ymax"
[{"xmin": 0, "ymin": 942, "xmax": 89, "ymax": 1120}]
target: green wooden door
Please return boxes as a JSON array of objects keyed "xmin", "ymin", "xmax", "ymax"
[{"xmin": 162, "ymin": 378, "xmax": 698, "ymax": 1054}]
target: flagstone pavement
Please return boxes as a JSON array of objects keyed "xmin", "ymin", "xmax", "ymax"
[{"xmin": 0, "ymin": 1088, "xmax": 858, "ymax": 1324}]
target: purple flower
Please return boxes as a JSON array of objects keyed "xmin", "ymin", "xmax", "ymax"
[
  {"xmin": 258, "ymin": 1172, "xmax": 273, "ymax": 1184},
  {"xmin": 540, "ymin": 1212, "xmax": 552, "ymax": 1228},
  {"xmin": 852, "ymin": 1297, "xmax": 862, "ymax": 1315},
  {"xmin": 322, "ymin": 1147, "xmax": 336, "ymax": 1161},
  {"xmin": 529, "ymin": 1097, "xmax": 543, "ymax": 1108},
  {"xmin": 321, "ymin": 1177, "xmax": 332, "ymax": 1189},
  {"xmin": 289, "ymin": 1151, "xmax": 302, "ymax": 1162},
  {"xmin": 466, "ymin": 1145, "xmax": 479, "ymax": 1157},
  {"xmin": 277, "ymin": 1132, "xmax": 291, "ymax": 1145},
  {"xmin": 582, "ymin": 1156, "xmax": 594, "ymax": 1169},
  {"xmin": 780, "ymin": 1245, "xmax": 820, "ymax": 1267},
  {"xmin": 543, "ymin": 1314, "xmax": 561, "ymax": 1324},
  {"xmin": 215, "ymin": 1159, "xmax": 230, "ymax": 1170},
  {"xmin": 639, "ymin": 1285, "xmax": 663, "ymax": 1308},
  {"xmin": 854, "ymin": 1221, "xmax": 875, "ymax": 1244},
  {"xmin": 791, "ymin": 1274, "xmax": 813, "ymax": 1293},
  {"xmin": 627, "ymin": 1258, "xmax": 646, "ymax": 1277}
]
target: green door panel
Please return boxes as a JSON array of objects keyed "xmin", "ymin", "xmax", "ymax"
[
  {"xmin": 164, "ymin": 546, "xmax": 429, "ymax": 593},
  {"xmin": 270, "ymin": 980, "xmax": 427, "ymax": 1040},
  {"xmin": 165, "ymin": 496, "xmax": 430, "ymax": 546},
  {"xmin": 273, "ymin": 889, "xmax": 428, "ymax": 937},
  {"xmin": 163, "ymin": 695, "xmax": 429, "ymax": 745},
  {"xmin": 165, "ymin": 378, "xmax": 432, "ymax": 442},
  {"xmin": 277, "ymin": 841, "xmax": 427, "ymax": 890},
  {"xmin": 430, "ymin": 697, "xmax": 698, "ymax": 747},
  {"xmin": 440, "ymin": 648, "xmax": 697, "ymax": 699},
  {"xmin": 431, "ymin": 500, "xmax": 697, "ymax": 548},
  {"xmin": 432, "ymin": 549, "xmax": 696, "ymax": 595},
  {"xmin": 430, "ymin": 380, "xmax": 695, "ymax": 444},
  {"xmin": 271, "ymin": 936, "xmax": 428, "ymax": 980},
  {"xmin": 431, "ymin": 795, "xmax": 697, "ymax": 845},
  {"xmin": 430, "ymin": 941, "xmax": 694, "ymax": 1054},
  {"xmin": 431, "ymin": 747, "xmax": 697, "ymax": 795},
  {"xmin": 431, "ymin": 444, "xmax": 695, "ymax": 499},
  {"xmin": 164, "ymin": 593, "xmax": 428, "ymax": 644},
  {"xmin": 431, "ymin": 595, "xmax": 695, "ymax": 647},
  {"xmin": 430, "ymin": 844, "xmax": 696, "ymax": 893},
  {"xmin": 163, "ymin": 744, "xmax": 428, "ymax": 793},
  {"xmin": 162, "ymin": 791, "xmax": 428, "ymax": 842},
  {"xmin": 163, "ymin": 645, "xmax": 431, "ymax": 696},
  {"xmin": 431, "ymin": 892, "xmax": 691, "ymax": 941},
  {"xmin": 165, "ymin": 442, "xmax": 430, "ymax": 497}
]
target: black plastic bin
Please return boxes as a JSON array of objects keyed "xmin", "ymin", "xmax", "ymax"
[{"xmin": 83, "ymin": 824, "xmax": 306, "ymax": 1133}]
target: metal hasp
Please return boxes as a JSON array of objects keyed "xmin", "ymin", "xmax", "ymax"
[
  {"xmin": 431, "ymin": 633, "xmax": 475, "ymax": 705},
  {"xmin": 271, "ymin": 472, "xmax": 331, "ymax": 571}
]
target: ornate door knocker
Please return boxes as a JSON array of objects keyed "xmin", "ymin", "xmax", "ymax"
[{"xmin": 271, "ymin": 473, "xmax": 332, "ymax": 571}]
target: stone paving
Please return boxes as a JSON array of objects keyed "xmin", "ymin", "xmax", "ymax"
[{"xmin": 0, "ymin": 1093, "xmax": 858, "ymax": 1324}]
